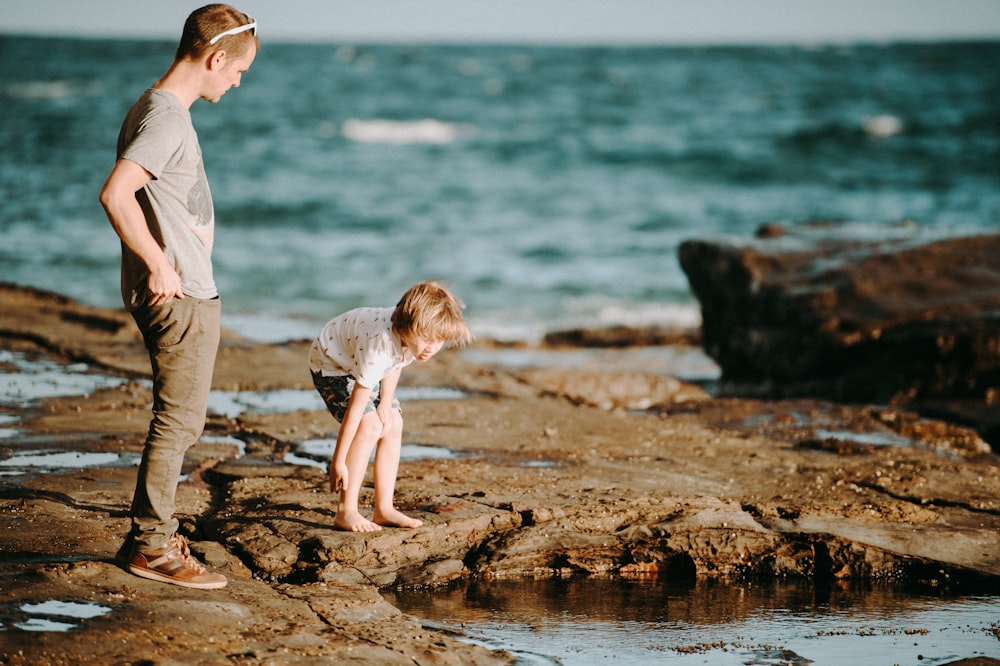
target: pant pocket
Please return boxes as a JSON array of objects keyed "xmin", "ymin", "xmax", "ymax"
[{"xmin": 132, "ymin": 299, "xmax": 194, "ymax": 350}]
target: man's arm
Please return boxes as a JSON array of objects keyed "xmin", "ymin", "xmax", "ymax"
[{"xmin": 99, "ymin": 158, "xmax": 184, "ymax": 306}]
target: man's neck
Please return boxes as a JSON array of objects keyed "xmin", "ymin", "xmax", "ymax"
[{"xmin": 153, "ymin": 60, "xmax": 202, "ymax": 109}]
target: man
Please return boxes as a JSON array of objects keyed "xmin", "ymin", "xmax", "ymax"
[{"xmin": 99, "ymin": 4, "xmax": 258, "ymax": 590}]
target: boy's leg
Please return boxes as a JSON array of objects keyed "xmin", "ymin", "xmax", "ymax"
[
  {"xmin": 311, "ymin": 373, "xmax": 384, "ymax": 532},
  {"xmin": 372, "ymin": 410, "xmax": 423, "ymax": 528},
  {"xmin": 336, "ymin": 411, "xmax": 383, "ymax": 532}
]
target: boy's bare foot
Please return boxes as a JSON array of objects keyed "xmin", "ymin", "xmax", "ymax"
[
  {"xmin": 374, "ymin": 507, "xmax": 424, "ymax": 528},
  {"xmin": 334, "ymin": 511, "xmax": 382, "ymax": 532}
]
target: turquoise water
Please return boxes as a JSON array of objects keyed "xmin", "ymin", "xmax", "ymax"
[{"xmin": 1, "ymin": 37, "xmax": 998, "ymax": 341}]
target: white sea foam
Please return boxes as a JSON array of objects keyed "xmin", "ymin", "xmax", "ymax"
[
  {"xmin": 341, "ymin": 118, "xmax": 469, "ymax": 145},
  {"xmin": 5, "ymin": 79, "xmax": 102, "ymax": 101},
  {"xmin": 862, "ymin": 114, "xmax": 904, "ymax": 137},
  {"xmin": 593, "ymin": 301, "xmax": 702, "ymax": 329},
  {"xmin": 466, "ymin": 301, "xmax": 702, "ymax": 346},
  {"xmin": 6, "ymin": 80, "xmax": 74, "ymax": 100}
]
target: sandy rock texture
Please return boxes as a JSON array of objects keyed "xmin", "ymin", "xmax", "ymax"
[{"xmin": 1, "ymin": 283, "xmax": 999, "ymax": 664}]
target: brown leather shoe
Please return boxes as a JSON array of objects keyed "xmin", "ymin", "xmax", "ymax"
[
  {"xmin": 126, "ymin": 534, "xmax": 227, "ymax": 590},
  {"xmin": 114, "ymin": 537, "xmax": 134, "ymax": 565}
]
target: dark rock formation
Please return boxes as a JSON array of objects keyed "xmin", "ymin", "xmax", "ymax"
[{"xmin": 678, "ymin": 224, "xmax": 1000, "ymax": 412}]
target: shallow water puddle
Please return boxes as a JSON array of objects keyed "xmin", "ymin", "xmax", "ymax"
[
  {"xmin": 0, "ymin": 414, "xmax": 19, "ymax": 439},
  {"xmin": 286, "ymin": 439, "xmax": 458, "ymax": 470},
  {"xmin": 0, "ymin": 350, "xmax": 129, "ymax": 406},
  {"xmin": 812, "ymin": 428, "xmax": 914, "ymax": 448},
  {"xmin": 11, "ymin": 600, "xmax": 113, "ymax": 632},
  {"xmin": 0, "ymin": 350, "xmax": 133, "ymax": 444},
  {"xmin": 463, "ymin": 346, "xmax": 720, "ymax": 383},
  {"xmin": 285, "ymin": 438, "xmax": 556, "ymax": 470},
  {"xmin": 0, "ymin": 449, "xmax": 141, "ymax": 476},
  {"xmin": 389, "ymin": 579, "xmax": 1000, "ymax": 665},
  {"xmin": 200, "ymin": 434, "xmax": 248, "ymax": 457},
  {"xmin": 207, "ymin": 388, "xmax": 324, "ymax": 418},
  {"xmin": 207, "ymin": 386, "xmax": 467, "ymax": 419}
]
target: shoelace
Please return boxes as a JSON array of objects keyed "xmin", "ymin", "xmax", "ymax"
[{"xmin": 167, "ymin": 535, "xmax": 208, "ymax": 574}]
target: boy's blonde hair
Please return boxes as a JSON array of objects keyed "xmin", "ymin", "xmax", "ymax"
[{"xmin": 391, "ymin": 280, "xmax": 473, "ymax": 346}]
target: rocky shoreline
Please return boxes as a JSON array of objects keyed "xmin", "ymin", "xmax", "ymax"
[{"xmin": 1, "ymin": 282, "xmax": 999, "ymax": 664}]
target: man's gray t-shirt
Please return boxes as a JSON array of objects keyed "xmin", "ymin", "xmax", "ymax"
[{"xmin": 116, "ymin": 88, "xmax": 216, "ymax": 311}]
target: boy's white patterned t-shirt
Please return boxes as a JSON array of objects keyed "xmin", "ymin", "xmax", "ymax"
[{"xmin": 308, "ymin": 306, "xmax": 413, "ymax": 388}]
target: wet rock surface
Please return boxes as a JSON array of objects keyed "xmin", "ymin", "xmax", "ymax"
[{"xmin": 1, "ymin": 283, "xmax": 999, "ymax": 664}]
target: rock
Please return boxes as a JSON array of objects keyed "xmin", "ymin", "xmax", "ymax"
[
  {"xmin": 518, "ymin": 367, "xmax": 709, "ymax": 410},
  {"xmin": 678, "ymin": 224, "xmax": 1000, "ymax": 408},
  {"xmin": 543, "ymin": 324, "xmax": 699, "ymax": 347},
  {"xmin": 3, "ymin": 283, "xmax": 1000, "ymax": 664}
]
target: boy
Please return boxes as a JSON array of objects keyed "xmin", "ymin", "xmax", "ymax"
[{"xmin": 309, "ymin": 280, "xmax": 473, "ymax": 532}]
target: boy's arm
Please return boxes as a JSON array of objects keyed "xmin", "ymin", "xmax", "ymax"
[
  {"xmin": 330, "ymin": 384, "xmax": 373, "ymax": 492},
  {"xmin": 99, "ymin": 158, "xmax": 183, "ymax": 306}
]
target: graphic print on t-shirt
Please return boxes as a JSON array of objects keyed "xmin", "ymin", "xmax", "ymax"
[{"xmin": 187, "ymin": 162, "xmax": 214, "ymax": 251}]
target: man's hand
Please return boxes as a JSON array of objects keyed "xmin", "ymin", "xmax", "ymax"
[{"xmin": 146, "ymin": 266, "xmax": 185, "ymax": 306}]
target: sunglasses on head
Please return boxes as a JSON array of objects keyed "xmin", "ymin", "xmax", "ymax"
[{"xmin": 208, "ymin": 16, "xmax": 256, "ymax": 45}]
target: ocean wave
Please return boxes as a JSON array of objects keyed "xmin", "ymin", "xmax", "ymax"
[
  {"xmin": 4, "ymin": 79, "xmax": 101, "ymax": 101},
  {"xmin": 861, "ymin": 114, "xmax": 904, "ymax": 137},
  {"xmin": 341, "ymin": 118, "xmax": 471, "ymax": 145}
]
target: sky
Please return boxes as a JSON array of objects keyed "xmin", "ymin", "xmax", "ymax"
[{"xmin": 3, "ymin": 0, "xmax": 1000, "ymax": 45}]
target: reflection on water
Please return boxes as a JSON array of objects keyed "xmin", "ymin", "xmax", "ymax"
[{"xmin": 388, "ymin": 578, "xmax": 1000, "ymax": 665}]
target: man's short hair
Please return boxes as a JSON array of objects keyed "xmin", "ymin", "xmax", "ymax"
[{"xmin": 176, "ymin": 4, "xmax": 259, "ymax": 61}]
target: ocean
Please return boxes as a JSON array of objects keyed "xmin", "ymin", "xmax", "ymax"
[{"xmin": 1, "ymin": 36, "xmax": 998, "ymax": 343}]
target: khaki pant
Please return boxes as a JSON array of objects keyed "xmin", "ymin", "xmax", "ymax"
[{"xmin": 129, "ymin": 296, "xmax": 220, "ymax": 552}]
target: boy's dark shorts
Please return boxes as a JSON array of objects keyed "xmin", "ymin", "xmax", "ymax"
[{"xmin": 311, "ymin": 371, "xmax": 401, "ymax": 423}]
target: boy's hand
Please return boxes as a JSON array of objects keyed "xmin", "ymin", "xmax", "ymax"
[
  {"xmin": 330, "ymin": 462, "xmax": 348, "ymax": 493},
  {"xmin": 376, "ymin": 402, "xmax": 394, "ymax": 437}
]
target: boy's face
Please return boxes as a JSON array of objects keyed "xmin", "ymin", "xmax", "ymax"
[{"xmin": 405, "ymin": 335, "xmax": 445, "ymax": 362}]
